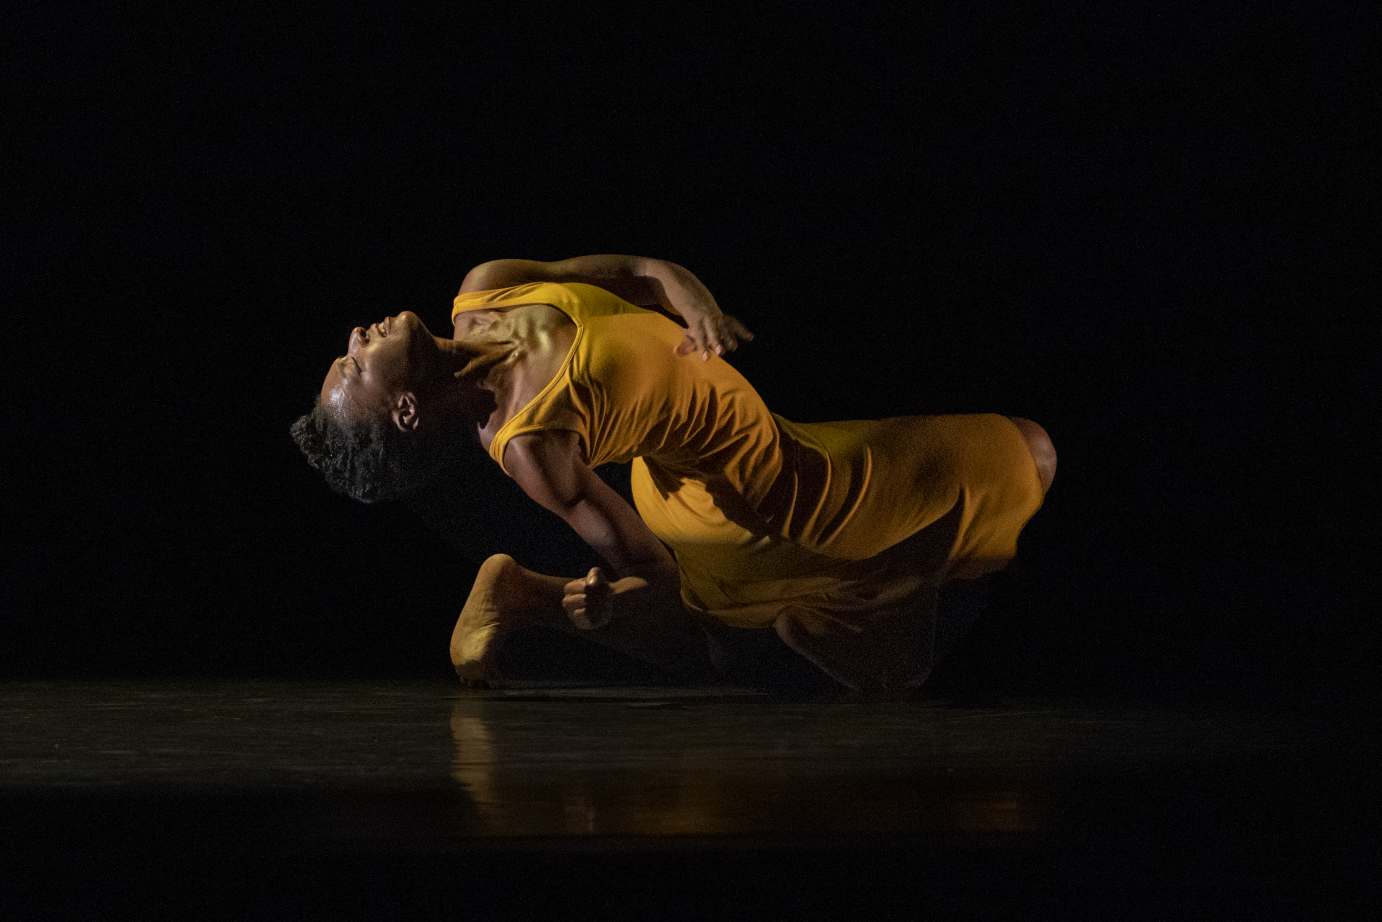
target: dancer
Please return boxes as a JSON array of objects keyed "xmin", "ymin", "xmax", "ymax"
[{"xmin": 292, "ymin": 256, "xmax": 1055, "ymax": 694}]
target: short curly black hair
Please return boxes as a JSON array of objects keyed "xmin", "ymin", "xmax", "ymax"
[{"xmin": 290, "ymin": 398, "xmax": 435, "ymax": 503}]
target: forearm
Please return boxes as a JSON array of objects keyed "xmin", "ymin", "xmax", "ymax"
[
  {"xmin": 463, "ymin": 255, "xmax": 707, "ymax": 311},
  {"xmin": 567, "ymin": 256, "xmax": 744, "ymax": 358},
  {"xmin": 622, "ymin": 257, "xmax": 719, "ymax": 320},
  {"xmin": 543, "ymin": 255, "xmax": 720, "ymax": 320},
  {"xmin": 528, "ymin": 254, "xmax": 649, "ymax": 304},
  {"xmin": 626, "ymin": 257, "xmax": 750, "ymax": 357}
]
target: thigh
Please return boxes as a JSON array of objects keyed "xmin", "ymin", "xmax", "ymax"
[{"xmin": 698, "ymin": 620, "xmax": 841, "ymax": 696}]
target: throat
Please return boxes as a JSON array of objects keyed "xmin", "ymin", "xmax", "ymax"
[{"xmin": 457, "ymin": 342, "xmax": 518, "ymax": 385}]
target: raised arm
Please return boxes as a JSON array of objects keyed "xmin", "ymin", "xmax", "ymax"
[
  {"xmin": 503, "ymin": 429, "xmax": 683, "ymax": 629},
  {"xmin": 459, "ymin": 255, "xmax": 753, "ymax": 359}
]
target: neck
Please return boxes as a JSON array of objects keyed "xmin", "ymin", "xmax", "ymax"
[
  {"xmin": 436, "ymin": 336, "xmax": 511, "ymax": 382},
  {"xmin": 433, "ymin": 335, "xmax": 509, "ymax": 425}
]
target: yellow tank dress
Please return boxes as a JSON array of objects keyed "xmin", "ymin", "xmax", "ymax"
[{"xmin": 453, "ymin": 282, "xmax": 1044, "ymax": 645}]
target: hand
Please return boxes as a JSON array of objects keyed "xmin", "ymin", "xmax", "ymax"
[
  {"xmin": 563, "ymin": 567, "xmax": 614, "ymax": 630},
  {"xmin": 676, "ymin": 311, "xmax": 754, "ymax": 361}
]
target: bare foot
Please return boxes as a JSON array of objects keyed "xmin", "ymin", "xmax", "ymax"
[{"xmin": 450, "ymin": 554, "xmax": 564, "ymax": 688}]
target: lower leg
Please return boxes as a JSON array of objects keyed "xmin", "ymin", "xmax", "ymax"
[
  {"xmin": 699, "ymin": 620, "xmax": 842, "ymax": 696},
  {"xmin": 578, "ymin": 606, "xmax": 717, "ymax": 682},
  {"xmin": 772, "ymin": 601, "xmax": 938, "ymax": 698}
]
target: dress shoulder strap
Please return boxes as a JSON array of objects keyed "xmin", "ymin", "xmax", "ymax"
[{"xmin": 452, "ymin": 282, "xmax": 649, "ymax": 473}]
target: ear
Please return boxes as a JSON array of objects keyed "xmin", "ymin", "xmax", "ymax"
[{"xmin": 391, "ymin": 392, "xmax": 421, "ymax": 433}]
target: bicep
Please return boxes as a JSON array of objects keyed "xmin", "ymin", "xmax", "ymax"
[
  {"xmin": 458, "ymin": 256, "xmax": 663, "ymax": 307},
  {"xmin": 457, "ymin": 259, "xmax": 553, "ymax": 295},
  {"xmin": 505, "ymin": 432, "xmax": 675, "ymax": 578}
]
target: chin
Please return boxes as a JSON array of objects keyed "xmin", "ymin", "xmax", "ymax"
[{"xmin": 400, "ymin": 310, "xmax": 434, "ymax": 337}]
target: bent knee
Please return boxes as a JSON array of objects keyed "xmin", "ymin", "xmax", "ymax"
[{"xmin": 1007, "ymin": 417, "xmax": 1057, "ymax": 494}]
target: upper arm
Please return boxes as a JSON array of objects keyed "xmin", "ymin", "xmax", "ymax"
[
  {"xmin": 457, "ymin": 256, "xmax": 663, "ymax": 307},
  {"xmin": 457, "ymin": 259, "xmax": 556, "ymax": 295},
  {"xmin": 503, "ymin": 431, "xmax": 676, "ymax": 579}
]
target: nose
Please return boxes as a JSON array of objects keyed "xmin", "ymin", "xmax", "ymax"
[{"xmin": 348, "ymin": 326, "xmax": 365, "ymax": 352}]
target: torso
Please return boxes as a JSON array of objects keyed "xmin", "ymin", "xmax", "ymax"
[{"xmin": 455, "ymin": 303, "xmax": 577, "ymax": 453}]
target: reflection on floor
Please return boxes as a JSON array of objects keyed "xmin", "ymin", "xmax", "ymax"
[{"xmin": 2, "ymin": 681, "xmax": 1375, "ymax": 918}]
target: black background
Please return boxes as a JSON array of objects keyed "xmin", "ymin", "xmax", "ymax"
[{"xmin": 6, "ymin": 2, "xmax": 1375, "ymax": 704}]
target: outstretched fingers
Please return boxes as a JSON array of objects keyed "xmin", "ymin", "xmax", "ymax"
[{"xmin": 676, "ymin": 314, "xmax": 755, "ymax": 360}]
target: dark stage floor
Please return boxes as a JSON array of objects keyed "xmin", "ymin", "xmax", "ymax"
[{"xmin": 2, "ymin": 681, "xmax": 1375, "ymax": 919}]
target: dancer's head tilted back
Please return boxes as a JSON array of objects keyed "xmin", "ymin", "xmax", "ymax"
[
  {"xmin": 291, "ymin": 310, "xmax": 468, "ymax": 503},
  {"xmin": 290, "ymin": 398, "xmax": 413, "ymax": 503}
]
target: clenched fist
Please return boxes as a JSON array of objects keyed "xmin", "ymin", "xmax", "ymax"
[{"xmin": 563, "ymin": 567, "xmax": 614, "ymax": 630}]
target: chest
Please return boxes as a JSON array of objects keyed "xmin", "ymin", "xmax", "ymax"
[{"xmin": 461, "ymin": 304, "xmax": 578, "ymax": 449}]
